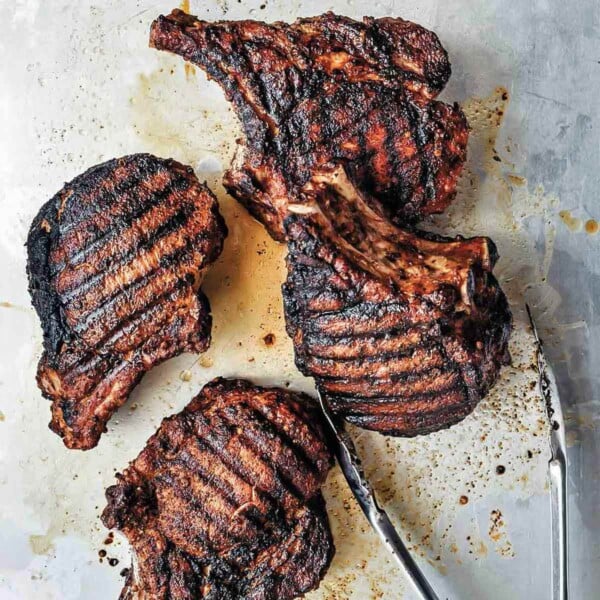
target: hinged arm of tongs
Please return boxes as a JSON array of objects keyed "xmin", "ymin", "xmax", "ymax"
[{"xmin": 526, "ymin": 304, "xmax": 569, "ymax": 600}]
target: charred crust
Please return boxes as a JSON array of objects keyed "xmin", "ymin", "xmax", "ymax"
[
  {"xmin": 27, "ymin": 154, "xmax": 226, "ymax": 449},
  {"xmin": 102, "ymin": 378, "xmax": 335, "ymax": 599},
  {"xmin": 149, "ymin": 11, "xmax": 466, "ymax": 239}
]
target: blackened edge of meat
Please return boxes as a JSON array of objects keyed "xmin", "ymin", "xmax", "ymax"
[
  {"xmin": 102, "ymin": 377, "xmax": 335, "ymax": 600},
  {"xmin": 26, "ymin": 153, "xmax": 226, "ymax": 362},
  {"xmin": 27, "ymin": 185, "xmax": 73, "ymax": 356}
]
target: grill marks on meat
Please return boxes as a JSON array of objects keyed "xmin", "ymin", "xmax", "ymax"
[
  {"xmin": 150, "ymin": 10, "xmax": 511, "ymax": 435},
  {"xmin": 150, "ymin": 10, "xmax": 469, "ymax": 240},
  {"xmin": 102, "ymin": 378, "xmax": 334, "ymax": 600},
  {"xmin": 283, "ymin": 166, "xmax": 511, "ymax": 436},
  {"xmin": 27, "ymin": 154, "xmax": 226, "ymax": 449}
]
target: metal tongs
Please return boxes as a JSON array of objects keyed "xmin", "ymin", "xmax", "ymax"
[
  {"xmin": 317, "ymin": 392, "xmax": 439, "ymax": 600},
  {"xmin": 526, "ymin": 304, "xmax": 569, "ymax": 600}
]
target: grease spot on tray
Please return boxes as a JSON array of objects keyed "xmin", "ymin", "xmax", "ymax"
[
  {"xmin": 585, "ymin": 219, "xmax": 599, "ymax": 235},
  {"xmin": 432, "ymin": 87, "xmax": 563, "ymax": 326},
  {"xmin": 262, "ymin": 333, "xmax": 276, "ymax": 346},
  {"xmin": 29, "ymin": 533, "xmax": 55, "ymax": 556},
  {"xmin": 559, "ymin": 210, "xmax": 583, "ymax": 232},
  {"xmin": 0, "ymin": 300, "xmax": 30, "ymax": 313},
  {"xmin": 130, "ymin": 56, "xmax": 239, "ymax": 167}
]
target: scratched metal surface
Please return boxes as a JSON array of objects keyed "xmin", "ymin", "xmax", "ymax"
[{"xmin": 0, "ymin": 1, "xmax": 598, "ymax": 599}]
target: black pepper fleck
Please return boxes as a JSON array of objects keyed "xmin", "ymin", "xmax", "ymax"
[{"xmin": 496, "ymin": 465, "xmax": 506, "ymax": 475}]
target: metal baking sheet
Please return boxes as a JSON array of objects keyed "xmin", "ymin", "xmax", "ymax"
[{"xmin": 1, "ymin": 1, "xmax": 598, "ymax": 598}]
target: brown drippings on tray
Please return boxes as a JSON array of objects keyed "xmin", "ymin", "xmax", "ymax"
[
  {"xmin": 184, "ymin": 63, "xmax": 196, "ymax": 80},
  {"xmin": 0, "ymin": 301, "xmax": 30, "ymax": 313},
  {"xmin": 130, "ymin": 56, "xmax": 238, "ymax": 166},
  {"xmin": 201, "ymin": 205, "xmax": 290, "ymax": 373},
  {"xmin": 489, "ymin": 510, "xmax": 504, "ymax": 541},
  {"xmin": 488, "ymin": 509, "xmax": 515, "ymax": 557},
  {"xmin": 179, "ymin": 1, "xmax": 196, "ymax": 79},
  {"xmin": 507, "ymin": 174, "xmax": 526, "ymax": 186},
  {"xmin": 262, "ymin": 333, "xmax": 276, "ymax": 346},
  {"xmin": 585, "ymin": 219, "xmax": 599, "ymax": 235},
  {"xmin": 559, "ymin": 210, "xmax": 583, "ymax": 232}
]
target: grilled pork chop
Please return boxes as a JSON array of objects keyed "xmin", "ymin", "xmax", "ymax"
[
  {"xmin": 283, "ymin": 166, "xmax": 511, "ymax": 435},
  {"xmin": 27, "ymin": 154, "xmax": 226, "ymax": 449},
  {"xmin": 150, "ymin": 10, "xmax": 511, "ymax": 435},
  {"xmin": 150, "ymin": 10, "xmax": 469, "ymax": 241},
  {"xmin": 102, "ymin": 378, "xmax": 334, "ymax": 600}
]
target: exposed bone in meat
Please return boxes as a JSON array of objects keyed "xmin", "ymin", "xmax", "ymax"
[
  {"xmin": 283, "ymin": 166, "xmax": 511, "ymax": 435},
  {"xmin": 150, "ymin": 10, "xmax": 468, "ymax": 240}
]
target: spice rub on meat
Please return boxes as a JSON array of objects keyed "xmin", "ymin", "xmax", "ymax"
[
  {"xmin": 150, "ymin": 11, "xmax": 512, "ymax": 436},
  {"xmin": 27, "ymin": 154, "xmax": 226, "ymax": 449},
  {"xmin": 150, "ymin": 10, "xmax": 469, "ymax": 241},
  {"xmin": 102, "ymin": 378, "xmax": 334, "ymax": 600}
]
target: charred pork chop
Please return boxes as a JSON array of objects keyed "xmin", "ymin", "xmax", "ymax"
[
  {"xmin": 102, "ymin": 378, "xmax": 334, "ymax": 600},
  {"xmin": 150, "ymin": 10, "xmax": 469, "ymax": 241},
  {"xmin": 283, "ymin": 167, "xmax": 511, "ymax": 435},
  {"xmin": 27, "ymin": 154, "xmax": 226, "ymax": 449},
  {"xmin": 150, "ymin": 11, "xmax": 511, "ymax": 436}
]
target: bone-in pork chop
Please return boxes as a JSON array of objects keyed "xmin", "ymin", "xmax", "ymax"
[{"xmin": 27, "ymin": 154, "xmax": 226, "ymax": 449}]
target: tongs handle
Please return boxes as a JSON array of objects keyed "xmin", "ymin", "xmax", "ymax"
[
  {"xmin": 318, "ymin": 392, "xmax": 439, "ymax": 600},
  {"xmin": 549, "ymin": 452, "xmax": 568, "ymax": 600},
  {"xmin": 526, "ymin": 304, "xmax": 569, "ymax": 599},
  {"xmin": 368, "ymin": 506, "xmax": 440, "ymax": 600}
]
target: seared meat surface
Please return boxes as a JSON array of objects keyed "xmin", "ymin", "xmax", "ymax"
[
  {"xmin": 283, "ymin": 167, "xmax": 511, "ymax": 435},
  {"xmin": 27, "ymin": 154, "xmax": 226, "ymax": 449},
  {"xmin": 102, "ymin": 378, "xmax": 334, "ymax": 600},
  {"xmin": 150, "ymin": 10, "xmax": 468, "ymax": 240},
  {"xmin": 150, "ymin": 10, "xmax": 511, "ymax": 436}
]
